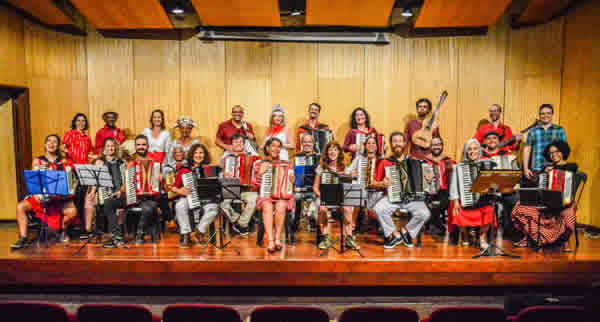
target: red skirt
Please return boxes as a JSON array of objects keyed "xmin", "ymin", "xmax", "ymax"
[
  {"xmin": 451, "ymin": 204, "xmax": 495, "ymax": 227},
  {"xmin": 257, "ymin": 197, "xmax": 294, "ymax": 212},
  {"xmin": 26, "ymin": 196, "xmax": 78, "ymax": 230},
  {"xmin": 512, "ymin": 202, "xmax": 576, "ymax": 245}
]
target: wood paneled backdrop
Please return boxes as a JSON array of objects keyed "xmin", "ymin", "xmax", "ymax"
[{"xmin": 0, "ymin": 2, "xmax": 599, "ymax": 226}]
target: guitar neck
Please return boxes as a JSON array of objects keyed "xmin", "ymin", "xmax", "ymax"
[{"xmin": 426, "ymin": 106, "xmax": 441, "ymax": 130}]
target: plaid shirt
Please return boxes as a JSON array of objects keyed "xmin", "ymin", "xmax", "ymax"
[{"xmin": 525, "ymin": 123, "xmax": 567, "ymax": 171}]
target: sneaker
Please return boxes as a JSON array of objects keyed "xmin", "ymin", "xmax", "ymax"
[
  {"xmin": 401, "ymin": 230, "xmax": 414, "ymax": 248},
  {"xmin": 11, "ymin": 237, "xmax": 31, "ymax": 250},
  {"xmin": 135, "ymin": 234, "xmax": 145, "ymax": 245},
  {"xmin": 59, "ymin": 231, "xmax": 69, "ymax": 243},
  {"xmin": 179, "ymin": 234, "xmax": 191, "ymax": 248},
  {"xmin": 383, "ymin": 235, "xmax": 403, "ymax": 249},
  {"xmin": 345, "ymin": 235, "xmax": 360, "ymax": 250},
  {"xmin": 318, "ymin": 234, "xmax": 332, "ymax": 250},
  {"xmin": 79, "ymin": 232, "xmax": 90, "ymax": 241},
  {"xmin": 102, "ymin": 238, "xmax": 119, "ymax": 248}
]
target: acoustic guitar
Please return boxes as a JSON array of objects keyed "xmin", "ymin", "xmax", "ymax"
[
  {"xmin": 495, "ymin": 120, "xmax": 539, "ymax": 150},
  {"xmin": 412, "ymin": 90, "xmax": 448, "ymax": 149}
]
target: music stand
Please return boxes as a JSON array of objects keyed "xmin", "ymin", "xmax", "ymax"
[
  {"xmin": 319, "ymin": 182, "xmax": 366, "ymax": 257},
  {"xmin": 73, "ymin": 165, "xmax": 114, "ymax": 255},
  {"xmin": 198, "ymin": 178, "xmax": 242, "ymax": 256},
  {"xmin": 24, "ymin": 170, "xmax": 70, "ymax": 246},
  {"xmin": 471, "ymin": 170, "xmax": 521, "ymax": 259},
  {"xmin": 518, "ymin": 188, "xmax": 563, "ymax": 251}
]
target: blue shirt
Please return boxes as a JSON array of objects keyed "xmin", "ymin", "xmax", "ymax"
[{"xmin": 525, "ymin": 124, "xmax": 567, "ymax": 171}]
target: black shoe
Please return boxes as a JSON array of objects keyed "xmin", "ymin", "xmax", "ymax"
[
  {"xmin": 11, "ymin": 237, "xmax": 31, "ymax": 250},
  {"xmin": 103, "ymin": 238, "xmax": 118, "ymax": 248},
  {"xmin": 383, "ymin": 235, "xmax": 403, "ymax": 249},
  {"xmin": 79, "ymin": 232, "xmax": 90, "ymax": 241},
  {"xmin": 179, "ymin": 234, "xmax": 191, "ymax": 248},
  {"xmin": 401, "ymin": 230, "xmax": 414, "ymax": 248},
  {"xmin": 135, "ymin": 234, "xmax": 145, "ymax": 245}
]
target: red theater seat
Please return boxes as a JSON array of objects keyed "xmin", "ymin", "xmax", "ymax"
[
  {"xmin": 250, "ymin": 306, "xmax": 329, "ymax": 322},
  {"xmin": 513, "ymin": 306, "xmax": 588, "ymax": 322},
  {"xmin": 163, "ymin": 304, "xmax": 242, "ymax": 322},
  {"xmin": 423, "ymin": 306, "xmax": 507, "ymax": 322},
  {"xmin": 0, "ymin": 302, "xmax": 74, "ymax": 322},
  {"xmin": 77, "ymin": 304, "xmax": 160, "ymax": 322},
  {"xmin": 339, "ymin": 306, "xmax": 419, "ymax": 322}
]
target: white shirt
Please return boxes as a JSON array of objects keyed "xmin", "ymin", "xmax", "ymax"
[
  {"xmin": 142, "ymin": 128, "xmax": 171, "ymax": 153},
  {"xmin": 264, "ymin": 126, "xmax": 290, "ymax": 162}
]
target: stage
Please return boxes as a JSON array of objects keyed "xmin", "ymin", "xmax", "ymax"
[{"xmin": 1, "ymin": 222, "xmax": 600, "ymax": 288}]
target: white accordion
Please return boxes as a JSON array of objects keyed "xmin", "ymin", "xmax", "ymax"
[{"xmin": 260, "ymin": 162, "xmax": 294, "ymax": 199}]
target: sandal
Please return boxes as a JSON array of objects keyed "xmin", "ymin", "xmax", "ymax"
[
  {"xmin": 267, "ymin": 239, "xmax": 276, "ymax": 253},
  {"xmin": 274, "ymin": 239, "xmax": 282, "ymax": 251},
  {"xmin": 513, "ymin": 238, "xmax": 528, "ymax": 248}
]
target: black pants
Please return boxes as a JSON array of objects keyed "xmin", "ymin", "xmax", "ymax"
[
  {"xmin": 74, "ymin": 184, "xmax": 87, "ymax": 231},
  {"xmin": 429, "ymin": 189, "xmax": 450, "ymax": 232},
  {"xmin": 500, "ymin": 193, "xmax": 519, "ymax": 238},
  {"xmin": 137, "ymin": 199, "xmax": 159, "ymax": 235},
  {"xmin": 103, "ymin": 197, "xmax": 126, "ymax": 239}
]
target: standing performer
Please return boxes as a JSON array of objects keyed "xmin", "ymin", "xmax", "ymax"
[
  {"xmin": 142, "ymin": 109, "xmax": 171, "ymax": 164},
  {"xmin": 523, "ymin": 104, "xmax": 567, "ymax": 182},
  {"xmin": 62, "ymin": 113, "xmax": 98, "ymax": 239},
  {"xmin": 128, "ymin": 135, "xmax": 162, "ymax": 245},
  {"xmin": 474, "ymin": 104, "xmax": 522, "ymax": 151},
  {"xmin": 448, "ymin": 139, "xmax": 495, "ymax": 249},
  {"xmin": 167, "ymin": 116, "xmax": 200, "ymax": 166},
  {"xmin": 170, "ymin": 144, "xmax": 218, "ymax": 248},
  {"xmin": 262, "ymin": 105, "xmax": 295, "ymax": 161},
  {"xmin": 313, "ymin": 142, "xmax": 359, "ymax": 251},
  {"xmin": 370, "ymin": 132, "xmax": 432, "ymax": 249},
  {"xmin": 94, "ymin": 111, "xmax": 125, "ymax": 155},
  {"xmin": 253, "ymin": 138, "xmax": 295, "ymax": 253},
  {"xmin": 425, "ymin": 136, "xmax": 455, "ymax": 236},
  {"xmin": 404, "ymin": 98, "xmax": 440, "ymax": 160},
  {"xmin": 220, "ymin": 134, "xmax": 259, "ymax": 235},
  {"xmin": 93, "ymin": 138, "xmax": 127, "ymax": 248},
  {"xmin": 11, "ymin": 134, "xmax": 78, "ymax": 249},
  {"xmin": 343, "ymin": 107, "xmax": 379, "ymax": 160},
  {"xmin": 296, "ymin": 102, "xmax": 330, "ymax": 153},
  {"xmin": 512, "ymin": 140, "xmax": 577, "ymax": 249},
  {"xmin": 216, "ymin": 105, "xmax": 256, "ymax": 154}
]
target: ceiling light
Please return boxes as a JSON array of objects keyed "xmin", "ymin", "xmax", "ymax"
[
  {"xmin": 171, "ymin": 6, "xmax": 184, "ymax": 15},
  {"xmin": 290, "ymin": 9, "xmax": 303, "ymax": 16},
  {"xmin": 401, "ymin": 8, "xmax": 413, "ymax": 17}
]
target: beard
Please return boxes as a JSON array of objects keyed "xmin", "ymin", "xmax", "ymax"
[
  {"xmin": 391, "ymin": 145, "xmax": 404, "ymax": 157},
  {"xmin": 431, "ymin": 148, "xmax": 442, "ymax": 157},
  {"xmin": 136, "ymin": 149, "xmax": 148, "ymax": 157}
]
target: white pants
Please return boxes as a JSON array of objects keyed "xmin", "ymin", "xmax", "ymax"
[
  {"xmin": 220, "ymin": 191, "xmax": 257, "ymax": 228},
  {"xmin": 372, "ymin": 197, "xmax": 431, "ymax": 239},
  {"xmin": 175, "ymin": 197, "xmax": 217, "ymax": 234}
]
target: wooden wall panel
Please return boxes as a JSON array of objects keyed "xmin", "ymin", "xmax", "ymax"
[
  {"xmin": 455, "ymin": 17, "xmax": 508, "ymax": 155},
  {"xmin": 0, "ymin": 7, "xmax": 26, "ymax": 87},
  {"xmin": 504, "ymin": 17, "xmax": 564, "ymax": 133},
  {"xmin": 86, "ymin": 31, "xmax": 134, "ymax": 138},
  {"xmin": 317, "ymin": 43, "xmax": 365, "ymax": 149},
  {"xmin": 180, "ymin": 39, "xmax": 226, "ymax": 160},
  {"xmin": 0, "ymin": 100, "xmax": 17, "ymax": 219},
  {"xmin": 24, "ymin": 21, "xmax": 88, "ymax": 156},
  {"xmin": 271, "ymin": 43, "xmax": 318, "ymax": 141},
  {"xmin": 226, "ymin": 42, "xmax": 272, "ymax": 147},
  {"xmin": 561, "ymin": 0, "xmax": 600, "ymax": 226},
  {"xmin": 365, "ymin": 37, "xmax": 412, "ymax": 148},
  {"xmin": 410, "ymin": 38, "xmax": 459, "ymax": 158},
  {"xmin": 133, "ymin": 39, "xmax": 180, "ymax": 135}
]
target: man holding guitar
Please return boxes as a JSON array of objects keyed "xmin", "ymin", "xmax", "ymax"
[
  {"xmin": 216, "ymin": 105, "xmax": 258, "ymax": 156},
  {"xmin": 474, "ymin": 104, "xmax": 523, "ymax": 151},
  {"xmin": 405, "ymin": 97, "xmax": 442, "ymax": 159}
]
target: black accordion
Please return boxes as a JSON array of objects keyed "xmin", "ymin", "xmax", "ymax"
[{"xmin": 384, "ymin": 159, "xmax": 437, "ymax": 203}]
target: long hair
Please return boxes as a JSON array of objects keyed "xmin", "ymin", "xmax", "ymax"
[
  {"xmin": 462, "ymin": 138, "xmax": 482, "ymax": 162},
  {"xmin": 186, "ymin": 143, "xmax": 210, "ymax": 167},
  {"xmin": 149, "ymin": 109, "xmax": 166, "ymax": 130},
  {"xmin": 71, "ymin": 113, "xmax": 89, "ymax": 131},
  {"xmin": 350, "ymin": 107, "xmax": 371, "ymax": 130},
  {"xmin": 320, "ymin": 141, "xmax": 345, "ymax": 171},
  {"xmin": 363, "ymin": 135, "xmax": 380, "ymax": 157},
  {"xmin": 44, "ymin": 134, "xmax": 62, "ymax": 159},
  {"xmin": 263, "ymin": 137, "xmax": 283, "ymax": 158},
  {"xmin": 100, "ymin": 137, "xmax": 121, "ymax": 160}
]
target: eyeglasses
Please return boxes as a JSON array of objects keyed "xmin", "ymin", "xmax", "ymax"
[
  {"xmin": 549, "ymin": 150, "xmax": 561, "ymax": 155},
  {"xmin": 417, "ymin": 105, "xmax": 429, "ymax": 108}
]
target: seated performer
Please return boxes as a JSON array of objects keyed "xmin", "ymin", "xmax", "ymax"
[
  {"xmin": 296, "ymin": 102, "xmax": 330, "ymax": 153},
  {"xmin": 512, "ymin": 140, "xmax": 577, "ymax": 249},
  {"xmin": 128, "ymin": 135, "xmax": 162, "ymax": 245},
  {"xmin": 92, "ymin": 138, "xmax": 127, "ymax": 248},
  {"xmin": 171, "ymin": 144, "xmax": 218, "ymax": 248},
  {"xmin": 343, "ymin": 107, "xmax": 380, "ymax": 160},
  {"xmin": 253, "ymin": 138, "xmax": 295, "ymax": 253},
  {"xmin": 12, "ymin": 134, "xmax": 78, "ymax": 249},
  {"xmin": 370, "ymin": 132, "xmax": 432, "ymax": 249},
  {"xmin": 425, "ymin": 137, "xmax": 455, "ymax": 236},
  {"xmin": 293, "ymin": 134, "xmax": 320, "ymax": 229},
  {"xmin": 313, "ymin": 141, "xmax": 359, "ymax": 251},
  {"xmin": 480, "ymin": 131, "xmax": 519, "ymax": 239},
  {"xmin": 220, "ymin": 134, "xmax": 260, "ymax": 235},
  {"xmin": 166, "ymin": 116, "xmax": 200, "ymax": 166},
  {"xmin": 449, "ymin": 139, "xmax": 495, "ymax": 249}
]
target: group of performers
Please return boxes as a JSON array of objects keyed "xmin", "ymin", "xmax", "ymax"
[{"xmin": 11, "ymin": 100, "xmax": 579, "ymax": 255}]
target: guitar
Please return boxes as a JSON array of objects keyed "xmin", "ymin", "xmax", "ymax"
[
  {"xmin": 241, "ymin": 120, "xmax": 260, "ymax": 156},
  {"xmin": 495, "ymin": 120, "xmax": 539, "ymax": 150},
  {"xmin": 412, "ymin": 90, "xmax": 448, "ymax": 149}
]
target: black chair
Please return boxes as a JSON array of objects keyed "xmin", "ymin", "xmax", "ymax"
[{"xmin": 123, "ymin": 206, "xmax": 161, "ymax": 244}]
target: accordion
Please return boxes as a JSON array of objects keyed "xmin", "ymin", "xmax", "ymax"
[
  {"xmin": 163, "ymin": 168, "xmax": 178, "ymax": 200},
  {"xmin": 538, "ymin": 169, "xmax": 575, "ymax": 206},
  {"xmin": 223, "ymin": 153, "xmax": 260, "ymax": 186},
  {"xmin": 312, "ymin": 129, "xmax": 334, "ymax": 155},
  {"xmin": 384, "ymin": 159, "xmax": 436, "ymax": 203},
  {"xmin": 321, "ymin": 171, "xmax": 342, "ymax": 185},
  {"xmin": 98, "ymin": 162, "xmax": 126, "ymax": 206},
  {"xmin": 125, "ymin": 159, "xmax": 161, "ymax": 206},
  {"xmin": 455, "ymin": 162, "xmax": 481, "ymax": 208},
  {"xmin": 357, "ymin": 156, "xmax": 379, "ymax": 186},
  {"xmin": 294, "ymin": 153, "xmax": 318, "ymax": 189},
  {"xmin": 489, "ymin": 154, "xmax": 520, "ymax": 170},
  {"xmin": 181, "ymin": 171, "xmax": 201, "ymax": 209},
  {"xmin": 356, "ymin": 132, "xmax": 386, "ymax": 158},
  {"xmin": 260, "ymin": 162, "xmax": 294, "ymax": 199}
]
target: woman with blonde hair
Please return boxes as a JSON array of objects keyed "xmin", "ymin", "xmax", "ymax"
[{"xmin": 262, "ymin": 105, "xmax": 295, "ymax": 161}]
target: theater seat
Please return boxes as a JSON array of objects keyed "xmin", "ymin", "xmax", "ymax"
[
  {"xmin": 250, "ymin": 306, "xmax": 329, "ymax": 322},
  {"xmin": 77, "ymin": 304, "xmax": 160, "ymax": 322},
  {"xmin": 423, "ymin": 306, "xmax": 507, "ymax": 322},
  {"xmin": 512, "ymin": 306, "xmax": 588, "ymax": 322},
  {"xmin": 163, "ymin": 304, "xmax": 242, "ymax": 322},
  {"xmin": 0, "ymin": 302, "xmax": 74, "ymax": 322},
  {"xmin": 339, "ymin": 306, "xmax": 419, "ymax": 322}
]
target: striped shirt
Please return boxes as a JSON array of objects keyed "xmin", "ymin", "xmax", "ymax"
[
  {"xmin": 63, "ymin": 129, "xmax": 93, "ymax": 164},
  {"xmin": 525, "ymin": 124, "xmax": 567, "ymax": 171}
]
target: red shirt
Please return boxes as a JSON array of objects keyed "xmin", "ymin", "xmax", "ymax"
[
  {"xmin": 374, "ymin": 157, "xmax": 405, "ymax": 183},
  {"xmin": 425, "ymin": 156, "xmax": 456, "ymax": 190},
  {"xmin": 404, "ymin": 119, "xmax": 440, "ymax": 159},
  {"xmin": 343, "ymin": 128, "xmax": 379, "ymax": 160},
  {"xmin": 95, "ymin": 125, "xmax": 125, "ymax": 154},
  {"xmin": 63, "ymin": 129, "xmax": 93, "ymax": 164},
  {"xmin": 173, "ymin": 167, "xmax": 192, "ymax": 189},
  {"xmin": 216, "ymin": 119, "xmax": 255, "ymax": 145},
  {"xmin": 474, "ymin": 122, "xmax": 518, "ymax": 151}
]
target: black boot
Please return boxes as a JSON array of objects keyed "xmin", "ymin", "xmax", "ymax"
[
  {"xmin": 136, "ymin": 213, "xmax": 147, "ymax": 245},
  {"xmin": 179, "ymin": 233, "xmax": 191, "ymax": 248}
]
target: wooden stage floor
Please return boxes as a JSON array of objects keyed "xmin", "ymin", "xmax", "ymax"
[{"xmin": 1, "ymin": 222, "xmax": 600, "ymax": 288}]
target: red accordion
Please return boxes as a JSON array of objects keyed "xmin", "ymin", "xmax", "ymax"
[
  {"xmin": 125, "ymin": 159, "xmax": 161, "ymax": 205},
  {"xmin": 223, "ymin": 153, "xmax": 261, "ymax": 186},
  {"xmin": 538, "ymin": 169, "xmax": 575, "ymax": 206},
  {"xmin": 259, "ymin": 161, "xmax": 293, "ymax": 199}
]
